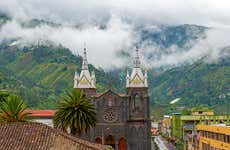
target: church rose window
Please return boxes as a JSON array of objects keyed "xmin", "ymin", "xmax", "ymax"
[{"xmin": 103, "ymin": 109, "xmax": 117, "ymax": 123}]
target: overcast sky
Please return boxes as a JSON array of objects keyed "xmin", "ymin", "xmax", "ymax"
[
  {"xmin": 0, "ymin": 0, "xmax": 230, "ymax": 69},
  {"xmin": 1, "ymin": 0, "xmax": 230, "ymax": 27}
]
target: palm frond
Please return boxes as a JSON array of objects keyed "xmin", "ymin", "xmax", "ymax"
[
  {"xmin": 0, "ymin": 95, "xmax": 29, "ymax": 122},
  {"xmin": 54, "ymin": 89, "xmax": 97, "ymax": 136}
]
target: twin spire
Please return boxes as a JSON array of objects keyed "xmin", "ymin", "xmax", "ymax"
[
  {"xmin": 74, "ymin": 46, "xmax": 96, "ymax": 89},
  {"xmin": 74, "ymin": 45, "xmax": 148, "ymax": 89},
  {"xmin": 126, "ymin": 46, "xmax": 148, "ymax": 88}
]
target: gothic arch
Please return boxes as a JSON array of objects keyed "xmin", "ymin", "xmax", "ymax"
[
  {"xmin": 138, "ymin": 127, "xmax": 145, "ymax": 138},
  {"xmin": 95, "ymin": 137, "xmax": 102, "ymax": 144},
  {"xmin": 105, "ymin": 135, "xmax": 115, "ymax": 149},
  {"xmin": 134, "ymin": 94, "xmax": 140, "ymax": 109},
  {"xmin": 118, "ymin": 137, "xmax": 127, "ymax": 150},
  {"xmin": 131, "ymin": 127, "xmax": 136, "ymax": 137}
]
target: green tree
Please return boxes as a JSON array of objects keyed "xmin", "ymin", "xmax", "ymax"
[
  {"xmin": 0, "ymin": 95, "xmax": 30, "ymax": 122},
  {"xmin": 54, "ymin": 89, "xmax": 97, "ymax": 136}
]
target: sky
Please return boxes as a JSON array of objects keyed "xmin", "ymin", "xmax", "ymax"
[{"xmin": 0, "ymin": 0, "xmax": 230, "ymax": 69}]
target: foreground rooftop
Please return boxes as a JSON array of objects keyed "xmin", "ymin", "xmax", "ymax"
[{"xmin": 0, "ymin": 122, "xmax": 108, "ymax": 150}]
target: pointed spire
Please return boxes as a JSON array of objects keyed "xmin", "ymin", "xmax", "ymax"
[
  {"xmin": 144, "ymin": 68, "xmax": 147, "ymax": 77},
  {"xmin": 126, "ymin": 45, "xmax": 148, "ymax": 88},
  {"xmin": 134, "ymin": 45, "xmax": 141, "ymax": 68},
  {"xmin": 126, "ymin": 70, "xmax": 130, "ymax": 87},
  {"xmin": 74, "ymin": 44, "xmax": 96, "ymax": 90},
  {"xmin": 91, "ymin": 70, "xmax": 95, "ymax": 78},
  {"xmin": 126, "ymin": 70, "xmax": 130, "ymax": 78},
  {"xmin": 74, "ymin": 72, "xmax": 79, "ymax": 88},
  {"xmin": 75, "ymin": 72, "xmax": 79, "ymax": 78},
  {"xmin": 82, "ymin": 45, "xmax": 88, "ymax": 70},
  {"xmin": 91, "ymin": 70, "xmax": 96, "ymax": 88}
]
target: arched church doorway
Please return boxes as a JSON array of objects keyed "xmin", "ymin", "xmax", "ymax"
[
  {"xmin": 105, "ymin": 135, "xmax": 115, "ymax": 149},
  {"xmin": 95, "ymin": 137, "xmax": 102, "ymax": 144},
  {"xmin": 118, "ymin": 138, "xmax": 127, "ymax": 150}
]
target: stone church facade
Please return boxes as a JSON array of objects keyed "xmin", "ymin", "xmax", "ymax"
[{"xmin": 74, "ymin": 47, "xmax": 151, "ymax": 150}]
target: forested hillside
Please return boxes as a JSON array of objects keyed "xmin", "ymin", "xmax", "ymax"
[
  {"xmin": 149, "ymin": 58, "xmax": 230, "ymax": 119},
  {"xmin": 0, "ymin": 14, "xmax": 229, "ymax": 118},
  {"xmin": 0, "ymin": 44, "xmax": 123, "ymax": 108},
  {"xmin": 0, "ymin": 43, "xmax": 229, "ymax": 116}
]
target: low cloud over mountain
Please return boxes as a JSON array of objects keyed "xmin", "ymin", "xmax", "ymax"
[{"xmin": 0, "ymin": 0, "xmax": 230, "ymax": 69}]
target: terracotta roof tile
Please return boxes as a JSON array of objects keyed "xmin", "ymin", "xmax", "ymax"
[
  {"xmin": 118, "ymin": 93, "xmax": 127, "ymax": 97},
  {"xmin": 94, "ymin": 93, "xmax": 103, "ymax": 97},
  {"xmin": 28, "ymin": 110, "xmax": 56, "ymax": 117},
  {"xmin": 0, "ymin": 122, "xmax": 109, "ymax": 150}
]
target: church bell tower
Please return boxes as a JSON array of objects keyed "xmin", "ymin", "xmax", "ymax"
[
  {"xmin": 126, "ymin": 46, "xmax": 151, "ymax": 150},
  {"xmin": 74, "ymin": 47, "xmax": 96, "ymax": 95},
  {"xmin": 126, "ymin": 46, "xmax": 149, "ymax": 120}
]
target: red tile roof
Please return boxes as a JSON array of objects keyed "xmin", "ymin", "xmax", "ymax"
[
  {"xmin": 118, "ymin": 93, "xmax": 127, "ymax": 97},
  {"xmin": 0, "ymin": 122, "xmax": 109, "ymax": 150},
  {"xmin": 94, "ymin": 93, "xmax": 103, "ymax": 97},
  {"xmin": 27, "ymin": 110, "xmax": 56, "ymax": 117}
]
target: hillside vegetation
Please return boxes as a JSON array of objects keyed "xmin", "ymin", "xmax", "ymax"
[
  {"xmin": 0, "ymin": 14, "xmax": 229, "ymax": 117},
  {"xmin": 0, "ymin": 44, "xmax": 123, "ymax": 108},
  {"xmin": 0, "ymin": 44, "xmax": 229, "ymax": 117}
]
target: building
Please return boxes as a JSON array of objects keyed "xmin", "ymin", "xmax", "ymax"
[
  {"xmin": 151, "ymin": 121, "xmax": 160, "ymax": 136},
  {"xmin": 74, "ymin": 47, "xmax": 151, "ymax": 150},
  {"xmin": 28, "ymin": 110, "xmax": 56, "ymax": 127},
  {"xmin": 196, "ymin": 124, "xmax": 230, "ymax": 150},
  {"xmin": 191, "ymin": 111, "xmax": 214, "ymax": 116},
  {"xmin": 172, "ymin": 112, "xmax": 230, "ymax": 140},
  {"xmin": 0, "ymin": 122, "xmax": 108, "ymax": 150},
  {"xmin": 171, "ymin": 112, "xmax": 230, "ymax": 150},
  {"xmin": 161, "ymin": 115, "xmax": 172, "ymax": 138}
]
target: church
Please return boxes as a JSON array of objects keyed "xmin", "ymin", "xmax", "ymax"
[{"xmin": 74, "ymin": 47, "xmax": 151, "ymax": 150}]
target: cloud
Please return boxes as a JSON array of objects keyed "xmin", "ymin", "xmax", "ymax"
[
  {"xmin": 141, "ymin": 27, "xmax": 230, "ymax": 68},
  {"xmin": 0, "ymin": 0, "xmax": 230, "ymax": 70},
  {"xmin": 0, "ymin": 16, "xmax": 136, "ymax": 69},
  {"xmin": 1, "ymin": 0, "xmax": 230, "ymax": 27}
]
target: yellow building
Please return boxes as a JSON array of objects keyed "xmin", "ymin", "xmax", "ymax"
[
  {"xmin": 191, "ymin": 111, "xmax": 214, "ymax": 116},
  {"xmin": 197, "ymin": 124, "xmax": 230, "ymax": 150},
  {"xmin": 161, "ymin": 115, "xmax": 172, "ymax": 137}
]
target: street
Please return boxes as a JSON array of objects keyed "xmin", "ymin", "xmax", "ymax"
[{"xmin": 154, "ymin": 136, "xmax": 169, "ymax": 150}]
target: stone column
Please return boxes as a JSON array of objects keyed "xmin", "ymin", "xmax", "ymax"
[{"xmin": 115, "ymin": 140, "xmax": 119, "ymax": 150}]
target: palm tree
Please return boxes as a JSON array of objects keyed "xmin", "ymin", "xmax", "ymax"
[
  {"xmin": 0, "ymin": 95, "xmax": 30, "ymax": 122},
  {"xmin": 0, "ymin": 90, "xmax": 9, "ymax": 103},
  {"xmin": 54, "ymin": 89, "xmax": 97, "ymax": 136}
]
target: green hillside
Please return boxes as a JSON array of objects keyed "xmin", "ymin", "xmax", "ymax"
[
  {"xmin": 149, "ymin": 59, "xmax": 230, "ymax": 119},
  {"xmin": 0, "ymin": 44, "xmax": 229, "ymax": 117},
  {"xmin": 0, "ymin": 44, "xmax": 123, "ymax": 108}
]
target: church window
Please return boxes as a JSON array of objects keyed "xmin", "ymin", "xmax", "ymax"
[
  {"xmin": 108, "ymin": 98, "xmax": 113, "ymax": 106},
  {"xmin": 103, "ymin": 109, "xmax": 117, "ymax": 123},
  {"xmin": 134, "ymin": 94, "xmax": 140, "ymax": 109}
]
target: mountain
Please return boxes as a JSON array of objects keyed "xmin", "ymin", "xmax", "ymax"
[
  {"xmin": 150, "ymin": 58, "xmax": 229, "ymax": 118},
  {"xmin": 0, "ymin": 15, "xmax": 229, "ymax": 118},
  {"xmin": 138, "ymin": 24, "xmax": 207, "ymax": 48},
  {"xmin": 1, "ymin": 43, "xmax": 228, "ymax": 116},
  {"xmin": 0, "ymin": 44, "xmax": 123, "ymax": 108}
]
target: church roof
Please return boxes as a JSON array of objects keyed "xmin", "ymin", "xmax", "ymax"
[
  {"xmin": 94, "ymin": 90, "xmax": 127, "ymax": 98},
  {"xmin": 0, "ymin": 122, "xmax": 109, "ymax": 150}
]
